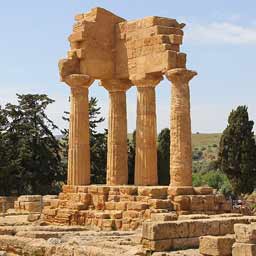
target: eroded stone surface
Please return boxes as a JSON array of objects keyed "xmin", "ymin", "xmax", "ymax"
[
  {"xmin": 199, "ymin": 234, "xmax": 235, "ymax": 256},
  {"xmin": 142, "ymin": 216, "xmax": 256, "ymax": 252},
  {"xmin": 62, "ymin": 7, "xmax": 186, "ymax": 81}
]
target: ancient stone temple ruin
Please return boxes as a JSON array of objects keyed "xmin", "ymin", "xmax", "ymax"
[
  {"xmin": 43, "ymin": 7, "xmax": 232, "ymax": 231},
  {"xmin": 1, "ymin": 7, "xmax": 256, "ymax": 256}
]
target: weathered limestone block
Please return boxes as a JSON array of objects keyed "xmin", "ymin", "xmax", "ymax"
[
  {"xmin": 77, "ymin": 186, "xmax": 89, "ymax": 193},
  {"xmin": 234, "ymin": 223, "xmax": 256, "ymax": 244},
  {"xmin": 172, "ymin": 237, "xmax": 199, "ymax": 250},
  {"xmin": 151, "ymin": 212, "xmax": 178, "ymax": 222},
  {"xmin": 115, "ymin": 202, "xmax": 128, "ymax": 211},
  {"xmin": 232, "ymin": 243, "xmax": 256, "ymax": 256},
  {"xmin": 166, "ymin": 68, "xmax": 197, "ymax": 187},
  {"xmin": 172, "ymin": 195, "xmax": 191, "ymax": 211},
  {"xmin": 127, "ymin": 202, "xmax": 149, "ymax": 211},
  {"xmin": 123, "ymin": 210, "xmax": 141, "ymax": 219},
  {"xmin": 190, "ymin": 195, "xmax": 205, "ymax": 211},
  {"xmin": 119, "ymin": 186, "xmax": 138, "ymax": 195},
  {"xmin": 87, "ymin": 185, "xmax": 99, "ymax": 194},
  {"xmin": 120, "ymin": 195, "xmax": 137, "ymax": 202},
  {"xmin": 42, "ymin": 208, "xmax": 57, "ymax": 217},
  {"xmin": 136, "ymin": 196, "xmax": 150, "ymax": 202},
  {"xmin": 194, "ymin": 187, "xmax": 214, "ymax": 195},
  {"xmin": 62, "ymin": 185, "xmax": 78, "ymax": 193},
  {"xmin": 79, "ymin": 193, "xmax": 91, "ymax": 204},
  {"xmin": 17, "ymin": 195, "xmax": 42, "ymax": 202},
  {"xmin": 108, "ymin": 195, "xmax": 120, "ymax": 202},
  {"xmin": 179, "ymin": 214, "xmax": 210, "ymax": 220},
  {"xmin": 148, "ymin": 199, "xmax": 173, "ymax": 210},
  {"xmin": 191, "ymin": 219, "xmax": 220, "ymax": 237},
  {"xmin": 0, "ymin": 197, "xmax": 17, "ymax": 213},
  {"xmin": 219, "ymin": 201, "xmax": 232, "ymax": 212},
  {"xmin": 138, "ymin": 186, "xmax": 168, "ymax": 198},
  {"xmin": 199, "ymin": 235, "xmax": 235, "ymax": 256},
  {"xmin": 96, "ymin": 186, "xmax": 111, "ymax": 195},
  {"xmin": 24, "ymin": 202, "xmax": 42, "ymax": 212},
  {"xmin": 14, "ymin": 196, "xmax": 43, "ymax": 213},
  {"xmin": 109, "ymin": 210, "xmax": 122, "ymax": 219},
  {"xmin": 142, "ymin": 238, "xmax": 173, "ymax": 251},
  {"xmin": 0, "ymin": 235, "xmax": 48, "ymax": 256},
  {"xmin": 142, "ymin": 216, "xmax": 256, "ymax": 241},
  {"xmin": 59, "ymin": 54, "xmax": 80, "ymax": 80},
  {"xmin": 168, "ymin": 186, "xmax": 195, "ymax": 197}
]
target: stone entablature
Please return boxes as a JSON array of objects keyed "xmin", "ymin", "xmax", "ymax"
[{"xmin": 64, "ymin": 7, "xmax": 186, "ymax": 81}]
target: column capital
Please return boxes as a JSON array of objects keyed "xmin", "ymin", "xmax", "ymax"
[
  {"xmin": 64, "ymin": 74, "xmax": 94, "ymax": 88},
  {"xmin": 165, "ymin": 68, "xmax": 197, "ymax": 84},
  {"xmin": 132, "ymin": 75, "xmax": 163, "ymax": 88},
  {"xmin": 100, "ymin": 79, "xmax": 132, "ymax": 92}
]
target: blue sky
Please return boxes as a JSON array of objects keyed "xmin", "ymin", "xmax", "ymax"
[{"xmin": 1, "ymin": 0, "xmax": 256, "ymax": 133}]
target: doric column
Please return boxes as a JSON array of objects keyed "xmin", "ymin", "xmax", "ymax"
[
  {"xmin": 133, "ymin": 76, "xmax": 162, "ymax": 186},
  {"xmin": 166, "ymin": 68, "xmax": 197, "ymax": 187},
  {"xmin": 64, "ymin": 74, "xmax": 94, "ymax": 185},
  {"xmin": 101, "ymin": 80, "xmax": 132, "ymax": 185}
]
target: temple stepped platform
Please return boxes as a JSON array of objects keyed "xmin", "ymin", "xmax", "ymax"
[{"xmin": 42, "ymin": 185, "xmax": 232, "ymax": 231}]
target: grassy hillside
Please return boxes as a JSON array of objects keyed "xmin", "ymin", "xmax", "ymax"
[
  {"xmin": 128, "ymin": 132, "xmax": 222, "ymax": 148},
  {"xmin": 192, "ymin": 133, "xmax": 222, "ymax": 148}
]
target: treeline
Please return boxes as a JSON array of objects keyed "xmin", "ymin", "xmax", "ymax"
[{"xmin": 0, "ymin": 94, "xmax": 255, "ymax": 197}]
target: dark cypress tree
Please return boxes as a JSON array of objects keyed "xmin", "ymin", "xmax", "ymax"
[
  {"xmin": 218, "ymin": 106, "xmax": 256, "ymax": 195},
  {"xmin": 1, "ymin": 94, "xmax": 64, "ymax": 195},
  {"xmin": 157, "ymin": 128, "xmax": 170, "ymax": 185}
]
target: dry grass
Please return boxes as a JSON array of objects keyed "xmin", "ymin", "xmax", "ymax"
[{"xmin": 128, "ymin": 132, "xmax": 222, "ymax": 148}]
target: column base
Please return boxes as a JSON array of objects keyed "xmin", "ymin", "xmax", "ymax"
[{"xmin": 42, "ymin": 184, "xmax": 233, "ymax": 230}]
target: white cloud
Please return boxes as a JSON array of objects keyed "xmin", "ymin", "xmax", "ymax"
[{"xmin": 185, "ymin": 22, "xmax": 256, "ymax": 45}]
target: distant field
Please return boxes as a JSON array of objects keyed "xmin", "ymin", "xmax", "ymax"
[
  {"xmin": 128, "ymin": 132, "xmax": 222, "ymax": 148},
  {"xmin": 192, "ymin": 133, "xmax": 222, "ymax": 148}
]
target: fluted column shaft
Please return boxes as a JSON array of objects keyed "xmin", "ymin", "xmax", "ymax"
[
  {"xmin": 65, "ymin": 74, "xmax": 94, "ymax": 185},
  {"xmin": 134, "ymin": 77, "xmax": 162, "ymax": 186},
  {"xmin": 101, "ymin": 80, "xmax": 131, "ymax": 185},
  {"xmin": 166, "ymin": 68, "xmax": 197, "ymax": 187}
]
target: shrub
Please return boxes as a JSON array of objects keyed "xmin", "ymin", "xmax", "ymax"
[{"xmin": 192, "ymin": 170, "xmax": 233, "ymax": 197}]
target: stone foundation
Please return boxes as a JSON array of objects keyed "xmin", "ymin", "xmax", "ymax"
[
  {"xmin": 142, "ymin": 215, "xmax": 256, "ymax": 252},
  {"xmin": 199, "ymin": 234, "xmax": 235, "ymax": 256},
  {"xmin": 42, "ymin": 185, "xmax": 233, "ymax": 231},
  {"xmin": 14, "ymin": 195, "xmax": 58, "ymax": 214},
  {"xmin": 169, "ymin": 186, "xmax": 232, "ymax": 215},
  {"xmin": 0, "ymin": 197, "xmax": 17, "ymax": 213},
  {"xmin": 232, "ymin": 223, "xmax": 256, "ymax": 256}
]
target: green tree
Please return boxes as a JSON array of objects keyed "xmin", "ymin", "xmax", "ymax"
[
  {"xmin": 0, "ymin": 94, "xmax": 64, "ymax": 195},
  {"xmin": 157, "ymin": 128, "xmax": 170, "ymax": 185},
  {"xmin": 218, "ymin": 106, "xmax": 256, "ymax": 195},
  {"xmin": 128, "ymin": 130, "xmax": 136, "ymax": 184},
  {"xmin": 0, "ymin": 106, "xmax": 17, "ymax": 195}
]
